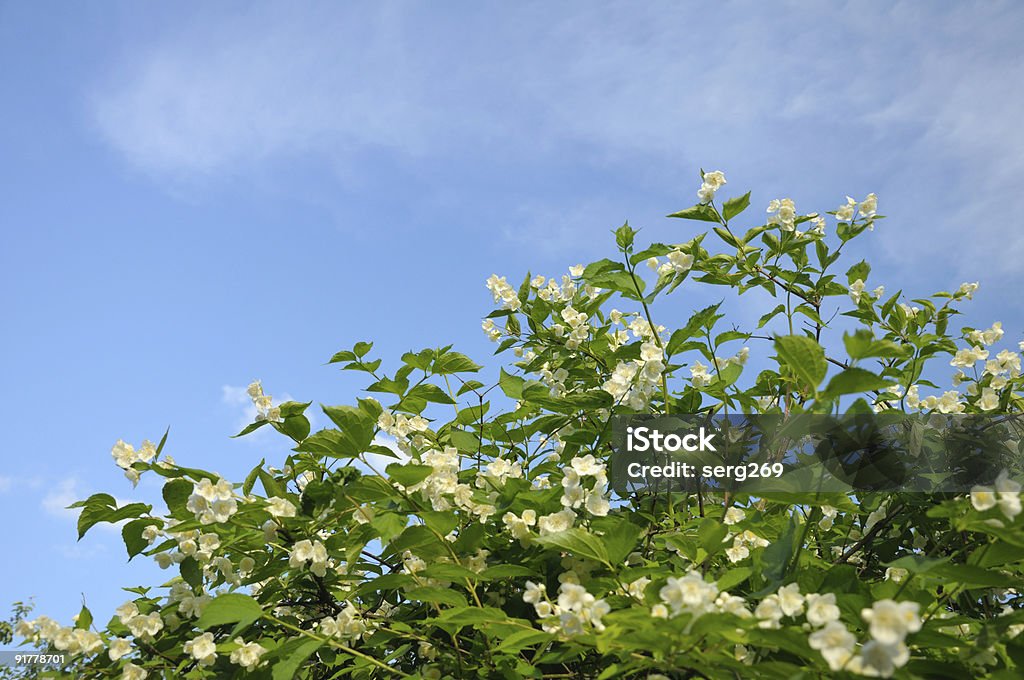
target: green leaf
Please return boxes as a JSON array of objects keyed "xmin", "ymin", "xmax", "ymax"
[
  {"xmin": 614, "ymin": 222, "xmax": 636, "ymax": 251},
  {"xmin": 499, "ymin": 368, "xmax": 526, "ymax": 399},
  {"xmin": 406, "ymin": 586, "xmax": 468, "ymax": 607},
  {"xmin": 666, "ymin": 303, "xmax": 723, "ymax": 355},
  {"xmin": 370, "ymin": 512, "xmax": 408, "ymax": 542},
  {"xmin": 162, "ymin": 478, "xmax": 193, "ymax": 516},
  {"xmin": 667, "ymin": 204, "xmax": 720, "ymax": 222},
  {"xmin": 319, "ymin": 405, "xmax": 376, "ymax": 455},
  {"xmin": 272, "ymin": 637, "xmax": 323, "ymax": 680},
  {"xmin": 180, "ymin": 556, "xmax": 202, "ymax": 589},
  {"xmin": 722, "ymin": 191, "xmax": 751, "ymax": 221},
  {"xmin": 496, "ymin": 628, "xmax": 553, "ymax": 653},
  {"xmin": 843, "ymin": 330, "xmax": 910, "ymax": 360},
  {"xmin": 717, "ymin": 567, "xmax": 753, "ymax": 591},
  {"xmin": 78, "ymin": 502, "xmax": 151, "ymax": 540},
  {"xmin": 407, "ymin": 383, "xmax": 456, "ymax": 405},
  {"xmin": 774, "ymin": 335, "xmax": 827, "ymax": 391},
  {"xmin": 122, "ymin": 518, "xmax": 160, "ymax": 560},
  {"xmin": 75, "ymin": 605, "xmax": 92, "ymax": 630},
  {"xmin": 432, "ymin": 351, "xmax": 482, "ymax": 375},
  {"xmin": 533, "ymin": 528, "xmax": 609, "ymax": 564},
  {"xmin": 196, "ymin": 593, "xmax": 263, "ymax": 630},
  {"xmin": 821, "ymin": 368, "xmax": 892, "ymax": 398},
  {"xmin": 757, "ymin": 304, "xmax": 786, "ymax": 329},
  {"xmin": 603, "ymin": 519, "xmax": 642, "ymax": 564},
  {"xmin": 846, "ymin": 260, "xmax": 870, "ymax": 284},
  {"xmin": 386, "ymin": 463, "xmax": 434, "ymax": 487}
]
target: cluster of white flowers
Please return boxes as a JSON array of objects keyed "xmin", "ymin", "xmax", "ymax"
[
  {"xmin": 476, "ymin": 458, "xmax": 524, "ymax": 489},
  {"xmin": 689, "ymin": 348, "xmax": 749, "ymax": 389},
  {"xmin": 559, "ymin": 455, "xmax": 611, "ymax": 517},
  {"xmin": 289, "ymin": 538, "xmax": 329, "ymax": 577},
  {"xmin": 647, "ymin": 249, "xmax": 694, "ymax": 279},
  {"xmin": 402, "ymin": 446, "xmax": 496, "ymax": 522},
  {"xmin": 168, "ymin": 581, "xmax": 212, "ymax": 619},
  {"xmin": 725, "ymin": 529, "xmax": 770, "ymax": 563},
  {"xmin": 968, "ymin": 321, "xmax": 1004, "ymax": 347},
  {"xmin": 485, "ymin": 274, "xmax": 522, "ymax": 311},
  {"xmin": 229, "ymin": 637, "xmax": 268, "ymax": 671},
  {"xmin": 971, "ymin": 470, "xmax": 1022, "ymax": 521},
  {"xmin": 652, "ymin": 574, "xmax": 753, "ymax": 629},
  {"xmin": 115, "ymin": 602, "xmax": 164, "ymax": 640},
  {"xmin": 523, "ymin": 578, "xmax": 610, "ymax": 637},
  {"xmin": 849, "ymin": 279, "xmax": 885, "ymax": 304},
  {"xmin": 836, "ymin": 193, "xmax": 878, "ymax": 225},
  {"xmin": 857, "ymin": 600, "xmax": 921, "ymax": 676},
  {"xmin": 15, "ymin": 617, "xmax": 104, "ymax": 656},
  {"xmin": 819, "ymin": 505, "xmax": 839, "ymax": 531},
  {"xmin": 377, "ymin": 411, "xmax": 430, "ymax": 440},
  {"xmin": 481, "ymin": 318, "xmax": 503, "ymax": 342},
  {"xmin": 957, "ymin": 281, "xmax": 979, "ymax": 299},
  {"xmin": 247, "ymin": 380, "xmax": 282, "ymax": 423},
  {"xmin": 111, "ymin": 438, "xmax": 158, "ymax": 484},
  {"xmin": 904, "ymin": 386, "xmax": 965, "ymax": 414},
  {"xmin": 557, "ymin": 304, "xmax": 594, "ymax": 350},
  {"xmin": 186, "ymin": 477, "xmax": 238, "ymax": 525},
  {"xmin": 319, "ymin": 603, "xmax": 372, "ymax": 641},
  {"xmin": 767, "ymin": 198, "xmax": 797, "ymax": 232},
  {"xmin": 502, "ymin": 508, "xmax": 537, "ymax": 541},
  {"xmin": 601, "ymin": 341, "xmax": 665, "ymax": 409},
  {"xmin": 697, "ymin": 170, "xmax": 727, "ymax": 204},
  {"xmin": 754, "ymin": 583, "xmax": 805, "ymax": 629}
]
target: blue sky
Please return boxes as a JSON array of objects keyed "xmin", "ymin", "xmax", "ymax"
[{"xmin": 3, "ymin": 0, "xmax": 1024, "ymax": 627}]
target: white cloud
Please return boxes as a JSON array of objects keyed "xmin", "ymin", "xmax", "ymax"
[
  {"xmin": 0, "ymin": 475, "xmax": 11, "ymax": 493},
  {"xmin": 42, "ymin": 477, "xmax": 82, "ymax": 521},
  {"xmin": 88, "ymin": 2, "xmax": 1024, "ymax": 273}
]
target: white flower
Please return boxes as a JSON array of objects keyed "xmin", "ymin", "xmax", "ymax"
[
  {"xmin": 835, "ymin": 196, "xmax": 857, "ymax": 222},
  {"xmin": 184, "ymin": 632, "xmax": 218, "ymax": 666},
  {"xmin": 723, "ymin": 507, "xmax": 746, "ymax": 525},
  {"xmin": 108, "ymin": 637, "xmax": 133, "ymax": 661},
  {"xmin": 809, "ymin": 621, "xmax": 857, "ymax": 671},
  {"xmin": 849, "ymin": 279, "xmax": 866, "ymax": 304},
  {"xmin": 584, "ymin": 488, "xmax": 611, "ymax": 517},
  {"xmin": 861, "ymin": 599, "xmax": 921, "ymax": 645},
  {"xmin": 996, "ymin": 470, "xmax": 1022, "ymax": 520},
  {"xmin": 697, "ymin": 171, "xmax": 726, "ymax": 203},
  {"xmin": 115, "ymin": 602, "xmax": 139, "ymax": 625},
  {"xmin": 121, "ymin": 663, "xmax": 148, "ymax": 680},
  {"xmin": 659, "ymin": 570, "xmax": 718, "ymax": 617},
  {"xmin": 958, "ymin": 281, "xmax": 979, "ymax": 299},
  {"xmin": 777, "ymin": 583, "xmax": 805, "ymax": 617},
  {"xmin": 859, "ymin": 640, "xmax": 909, "ymax": 677},
  {"xmin": 264, "ymin": 497, "xmax": 296, "ymax": 518},
  {"xmin": 538, "ymin": 509, "xmax": 576, "ymax": 535},
  {"xmin": 978, "ymin": 387, "xmax": 1000, "ymax": 411},
  {"xmin": 523, "ymin": 581, "xmax": 546, "ymax": 605},
  {"xmin": 884, "ymin": 567, "xmax": 908, "ymax": 583},
  {"xmin": 859, "ymin": 193, "xmax": 878, "ymax": 220},
  {"xmin": 805, "ymin": 593, "xmax": 840, "ymax": 627},
  {"xmin": 126, "ymin": 613, "xmax": 163, "ymax": 639},
  {"xmin": 230, "ymin": 637, "xmax": 268, "ymax": 671}
]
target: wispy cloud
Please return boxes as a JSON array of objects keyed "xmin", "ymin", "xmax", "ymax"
[
  {"xmin": 42, "ymin": 478, "xmax": 82, "ymax": 522},
  {"xmin": 88, "ymin": 2, "xmax": 1024, "ymax": 274}
]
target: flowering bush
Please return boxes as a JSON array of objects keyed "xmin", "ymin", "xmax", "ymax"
[{"xmin": 14, "ymin": 172, "xmax": 1024, "ymax": 679}]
